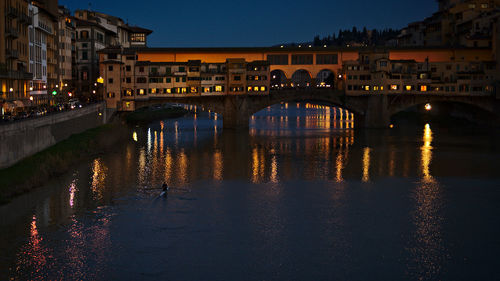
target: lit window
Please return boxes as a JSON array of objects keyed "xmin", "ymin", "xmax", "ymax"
[
  {"xmin": 374, "ymin": 86, "xmax": 379, "ymax": 91},
  {"xmin": 215, "ymin": 86, "xmax": 223, "ymax": 92},
  {"xmin": 190, "ymin": 87, "xmax": 197, "ymax": 93},
  {"xmin": 260, "ymin": 86, "xmax": 266, "ymax": 92},
  {"xmin": 204, "ymin": 87, "xmax": 210, "ymax": 93},
  {"xmin": 405, "ymin": 85, "xmax": 412, "ymax": 91},
  {"xmin": 380, "ymin": 86, "xmax": 384, "ymax": 91},
  {"xmin": 481, "ymin": 3, "xmax": 488, "ymax": 8},
  {"xmin": 126, "ymin": 102, "xmax": 131, "ymax": 108},
  {"xmin": 151, "ymin": 88, "xmax": 157, "ymax": 94},
  {"xmin": 181, "ymin": 88, "xmax": 187, "ymax": 93},
  {"xmin": 166, "ymin": 88, "xmax": 171, "ymax": 93},
  {"xmin": 420, "ymin": 85, "xmax": 427, "ymax": 92},
  {"xmin": 139, "ymin": 89, "xmax": 145, "ymax": 95},
  {"xmin": 247, "ymin": 86, "xmax": 253, "ymax": 92},
  {"xmin": 254, "ymin": 86, "xmax": 259, "ymax": 92},
  {"xmin": 364, "ymin": 86, "xmax": 370, "ymax": 91},
  {"xmin": 391, "ymin": 85, "xmax": 398, "ymax": 90}
]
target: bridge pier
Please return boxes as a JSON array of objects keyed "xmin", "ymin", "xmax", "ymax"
[
  {"xmin": 222, "ymin": 95, "xmax": 251, "ymax": 129},
  {"xmin": 357, "ymin": 95, "xmax": 391, "ymax": 128}
]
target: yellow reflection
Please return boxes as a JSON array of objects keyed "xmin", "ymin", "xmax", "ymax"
[
  {"xmin": 132, "ymin": 132, "xmax": 138, "ymax": 142},
  {"xmin": 362, "ymin": 147, "xmax": 371, "ymax": 182},
  {"xmin": 421, "ymin": 124, "xmax": 434, "ymax": 183},
  {"xmin": 69, "ymin": 180, "xmax": 77, "ymax": 208},
  {"xmin": 213, "ymin": 150, "xmax": 223, "ymax": 180},
  {"xmin": 91, "ymin": 158, "xmax": 107, "ymax": 200},
  {"xmin": 335, "ymin": 149, "xmax": 344, "ymax": 182},
  {"xmin": 270, "ymin": 155, "xmax": 279, "ymax": 183}
]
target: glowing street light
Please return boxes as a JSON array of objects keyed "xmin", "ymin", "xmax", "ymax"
[{"xmin": 425, "ymin": 103, "xmax": 432, "ymax": 111}]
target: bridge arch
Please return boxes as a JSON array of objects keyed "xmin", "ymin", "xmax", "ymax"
[
  {"xmin": 387, "ymin": 95, "xmax": 499, "ymax": 126},
  {"xmin": 315, "ymin": 69, "xmax": 336, "ymax": 88},
  {"xmin": 291, "ymin": 69, "xmax": 312, "ymax": 88},
  {"xmin": 270, "ymin": 69, "xmax": 288, "ymax": 88}
]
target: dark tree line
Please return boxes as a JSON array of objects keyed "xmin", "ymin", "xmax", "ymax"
[{"xmin": 312, "ymin": 27, "xmax": 400, "ymax": 47}]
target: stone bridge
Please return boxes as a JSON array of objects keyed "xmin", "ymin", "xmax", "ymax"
[{"xmin": 133, "ymin": 89, "xmax": 500, "ymax": 129}]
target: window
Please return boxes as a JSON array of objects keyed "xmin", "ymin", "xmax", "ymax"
[
  {"xmin": 137, "ymin": 77, "xmax": 147, "ymax": 83},
  {"xmin": 139, "ymin": 67, "xmax": 144, "ymax": 73},
  {"xmin": 126, "ymin": 55, "xmax": 136, "ymax": 60},
  {"xmin": 80, "ymin": 30, "xmax": 89, "ymax": 39},
  {"xmin": 126, "ymin": 65, "xmax": 131, "ymax": 71},
  {"xmin": 131, "ymin": 33, "xmax": 146, "ymax": 42},
  {"xmin": 82, "ymin": 51, "xmax": 88, "ymax": 60},
  {"xmin": 108, "ymin": 78, "xmax": 113, "ymax": 84},
  {"xmin": 139, "ymin": 89, "xmax": 145, "ymax": 95},
  {"xmin": 108, "ymin": 66, "xmax": 113, "ymax": 71},
  {"xmin": 380, "ymin": 61, "xmax": 387, "ymax": 67},
  {"xmin": 316, "ymin": 54, "xmax": 338, "ymax": 65},
  {"xmin": 166, "ymin": 78, "xmax": 172, "ymax": 83},
  {"xmin": 108, "ymin": 53, "xmax": 117, "ymax": 60},
  {"xmin": 291, "ymin": 54, "xmax": 313, "ymax": 65},
  {"xmin": 126, "ymin": 77, "xmax": 131, "ymax": 83},
  {"xmin": 420, "ymin": 85, "xmax": 427, "ymax": 92},
  {"xmin": 190, "ymin": 87, "xmax": 198, "ymax": 93},
  {"xmin": 267, "ymin": 54, "xmax": 288, "ymax": 65},
  {"xmin": 390, "ymin": 85, "xmax": 398, "ymax": 90},
  {"xmin": 178, "ymin": 66, "xmax": 185, "ymax": 72},
  {"xmin": 96, "ymin": 32, "xmax": 104, "ymax": 43},
  {"xmin": 234, "ymin": 75, "xmax": 241, "ymax": 81},
  {"xmin": 125, "ymin": 89, "xmax": 133, "ymax": 96},
  {"xmin": 176, "ymin": 77, "xmax": 180, "ymax": 82},
  {"xmin": 260, "ymin": 86, "xmax": 266, "ymax": 92},
  {"xmin": 215, "ymin": 86, "xmax": 223, "ymax": 92},
  {"xmin": 481, "ymin": 3, "xmax": 488, "ymax": 8}
]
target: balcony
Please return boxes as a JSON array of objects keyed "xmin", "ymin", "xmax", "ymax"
[
  {"xmin": 0, "ymin": 68, "xmax": 33, "ymax": 80},
  {"xmin": 6, "ymin": 49, "xmax": 19, "ymax": 59},
  {"xmin": 5, "ymin": 28, "xmax": 19, "ymax": 38},
  {"xmin": 7, "ymin": 7, "xmax": 18, "ymax": 18}
]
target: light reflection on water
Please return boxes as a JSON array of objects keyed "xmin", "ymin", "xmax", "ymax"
[{"xmin": 1, "ymin": 102, "xmax": 500, "ymax": 280}]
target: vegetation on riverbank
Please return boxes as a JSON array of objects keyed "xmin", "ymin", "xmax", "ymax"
[
  {"xmin": 125, "ymin": 106, "xmax": 188, "ymax": 124},
  {"xmin": 0, "ymin": 123, "xmax": 128, "ymax": 204}
]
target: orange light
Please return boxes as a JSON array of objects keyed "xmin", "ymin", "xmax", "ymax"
[{"xmin": 425, "ymin": 103, "xmax": 432, "ymax": 111}]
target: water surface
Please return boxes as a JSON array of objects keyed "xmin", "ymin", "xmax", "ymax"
[{"xmin": 1, "ymin": 103, "xmax": 499, "ymax": 280}]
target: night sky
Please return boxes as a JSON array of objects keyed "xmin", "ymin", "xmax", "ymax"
[{"xmin": 60, "ymin": 0, "xmax": 437, "ymax": 47}]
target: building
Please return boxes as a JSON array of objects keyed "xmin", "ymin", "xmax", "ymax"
[
  {"xmin": 57, "ymin": 6, "xmax": 75, "ymax": 100},
  {"xmin": 72, "ymin": 9, "xmax": 152, "ymax": 101},
  {"xmin": 343, "ymin": 50, "xmax": 497, "ymax": 96},
  {"xmin": 28, "ymin": 1, "xmax": 59, "ymax": 105},
  {"xmin": 1, "ymin": 0, "xmax": 33, "ymax": 114},
  {"xmin": 98, "ymin": 47, "xmax": 271, "ymax": 111},
  {"xmin": 398, "ymin": 0, "xmax": 500, "ymax": 47}
]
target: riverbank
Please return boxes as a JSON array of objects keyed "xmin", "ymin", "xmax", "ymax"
[
  {"xmin": 125, "ymin": 106, "xmax": 188, "ymax": 124},
  {"xmin": 0, "ymin": 123, "xmax": 129, "ymax": 204}
]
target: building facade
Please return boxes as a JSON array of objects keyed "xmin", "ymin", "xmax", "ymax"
[
  {"xmin": 399, "ymin": 0, "xmax": 500, "ymax": 47},
  {"xmin": 98, "ymin": 48, "xmax": 270, "ymax": 111},
  {"xmin": 72, "ymin": 9, "xmax": 152, "ymax": 101},
  {"xmin": 1, "ymin": 0, "xmax": 33, "ymax": 113},
  {"xmin": 343, "ymin": 50, "xmax": 497, "ymax": 96}
]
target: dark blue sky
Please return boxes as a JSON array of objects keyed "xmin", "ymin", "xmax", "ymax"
[{"xmin": 60, "ymin": 0, "xmax": 437, "ymax": 47}]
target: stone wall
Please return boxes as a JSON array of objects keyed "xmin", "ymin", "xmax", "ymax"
[{"xmin": 0, "ymin": 103, "xmax": 108, "ymax": 169}]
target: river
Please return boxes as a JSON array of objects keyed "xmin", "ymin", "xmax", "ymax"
[{"xmin": 1, "ymin": 102, "xmax": 499, "ymax": 280}]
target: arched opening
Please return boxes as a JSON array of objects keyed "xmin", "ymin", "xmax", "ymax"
[
  {"xmin": 316, "ymin": 69, "xmax": 335, "ymax": 88},
  {"xmin": 391, "ymin": 101, "xmax": 498, "ymax": 127},
  {"xmin": 270, "ymin": 70, "xmax": 288, "ymax": 89},
  {"xmin": 291, "ymin": 70, "xmax": 312, "ymax": 88},
  {"xmin": 251, "ymin": 100, "xmax": 357, "ymax": 134}
]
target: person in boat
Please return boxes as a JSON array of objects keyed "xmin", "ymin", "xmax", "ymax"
[{"xmin": 160, "ymin": 182, "xmax": 169, "ymax": 197}]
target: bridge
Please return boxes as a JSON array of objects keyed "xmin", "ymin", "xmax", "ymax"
[{"xmin": 133, "ymin": 89, "xmax": 500, "ymax": 129}]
